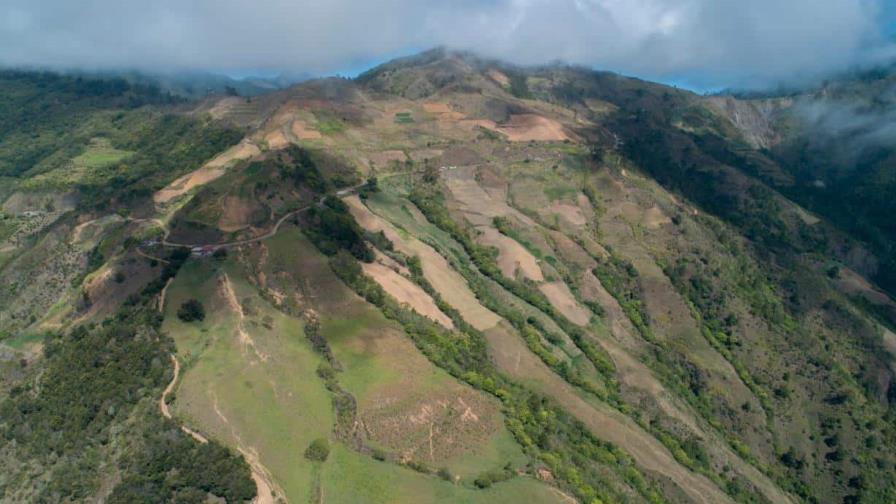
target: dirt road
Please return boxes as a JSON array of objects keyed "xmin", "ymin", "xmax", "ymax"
[{"xmin": 159, "ymin": 354, "xmax": 209, "ymax": 444}]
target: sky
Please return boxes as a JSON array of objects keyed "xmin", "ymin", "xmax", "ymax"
[{"xmin": 2, "ymin": 0, "xmax": 895, "ymax": 90}]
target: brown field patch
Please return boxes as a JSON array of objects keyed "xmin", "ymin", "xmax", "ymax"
[
  {"xmin": 263, "ymin": 129, "xmax": 289, "ymax": 150},
  {"xmin": 445, "ymin": 167, "xmax": 536, "ymax": 227},
  {"xmin": 368, "ymin": 150, "xmax": 408, "ymax": 168},
  {"xmin": 548, "ymin": 201, "xmax": 587, "ymax": 227},
  {"xmin": 547, "ymin": 230, "xmax": 595, "ymax": 270},
  {"xmin": 836, "ymin": 267, "xmax": 896, "ymax": 308},
  {"xmin": 81, "ymin": 252, "xmax": 158, "ymax": 321},
  {"xmin": 459, "ymin": 118, "xmax": 498, "ymax": 132},
  {"xmin": 793, "ymin": 205, "xmax": 820, "ymax": 226},
  {"xmin": 345, "ymin": 195, "xmax": 501, "ymax": 330},
  {"xmin": 478, "ymin": 227, "xmax": 543, "ymax": 281},
  {"xmin": 290, "ymin": 119, "xmax": 322, "ymax": 140},
  {"xmin": 423, "ymin": 102, "xmax": 466, "ymax": 121},
  {"xmin": 361, "ymin": 387, "xmax": 500, "ymax": 465},
  {"xmin": 883, "ymin": 328, "xmax": 896, "ymax": 358},
  {"xmin": 487, "ymin": 70, "xmax": 511, "ymax": 87},
  {"xmin": 643, "ymin": 205, "xmax": 672, "ymax": 229},
  {"xmin": 423, "ymin": 102, "xmax": 452, "ymax": 114},
  {"xmin": 495, "ymin": 114, "xmax": 573, "ymax": 142},
  {"xmin": 538, "ymin": 281, "xmax": 591, "ymax": 326},
  {"xmin": 361, "ymin": 261, "xmax": 454, "ymax": 329},
  {"xmin": 217, "ymin": 196, "xmax": 255, "ymax": 233},
  {"xmin": 409, "ymin": 148, "xmax": 444, "ymax": 162},
  {"xmin": 154, "ymin": 140, "xmax": 260, "ymax": 204},
  {"xmin": 207, "ymin": 96, "xmax": 247, "ymax": 120}
]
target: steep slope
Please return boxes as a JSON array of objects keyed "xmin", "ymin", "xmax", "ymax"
[{"xmin": 706, "ymin": 65, "xmax": 896, "ymax": 298}]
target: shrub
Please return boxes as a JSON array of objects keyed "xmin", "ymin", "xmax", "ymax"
[
  {"xmin": 176, "ymin": 299, "xmax": 205, "ymax": 322},
  {"xmin": 437, "ymin": 467, "xmax": 454, "ymax": 482},
  {"xmin": 304, "ymin": 438, "xmax": 330, "ymax": 462}
]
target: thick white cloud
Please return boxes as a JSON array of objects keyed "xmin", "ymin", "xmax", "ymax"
[{"xmin": 0, "ymin": 0, "xmax": 892, "ymax": 88}]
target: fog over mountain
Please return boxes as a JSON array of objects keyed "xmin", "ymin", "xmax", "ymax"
[{"xmin": 2, "ymin": 0, "xmax": 895, "ymax": 89}]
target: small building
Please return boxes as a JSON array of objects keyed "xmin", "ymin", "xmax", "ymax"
[{"xmin": 192, "ymin": 245, "xmax": 218, "ymax": 257}]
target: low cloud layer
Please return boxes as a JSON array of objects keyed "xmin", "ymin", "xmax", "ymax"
[
  {"xmin": 795, "ymin": 82, "xmax": 896, "ymax": 158},
  {"xmin": 1, "ymin": 0, "xmax": 894, "ymax": 89}
]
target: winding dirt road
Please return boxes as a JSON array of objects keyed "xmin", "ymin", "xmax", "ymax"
[
  {"xmin": 159, "ymin": 354, "xmax": 209, "ymax": 444},
  {"xmin": 157, "ymin": 182, "xmax": 370, "ymax": 249},
  {"xmin": 139, "ymin": 170, "xmax": 431, "ymax": 251}
]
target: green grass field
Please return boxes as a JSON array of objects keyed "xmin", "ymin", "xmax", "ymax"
[
  {"xmin": 321, "ymin": 443, "xmax": 564, "ymax": 504},
  {"xmin": 164, "ymin": 259, "xmax": 334, "ymax": 502},
  {"xmin": 22, "ymin": 137, "xmax": 133, "ymax": 190}
]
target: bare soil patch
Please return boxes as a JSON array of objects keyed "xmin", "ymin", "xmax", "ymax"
[
  {"xmin": 81, "ymin": 251, "xmax": 157, "ymax": 321},
  {"xmin": 345, "ymin": 195, "xmax": 501, "ymax": 330},
  {"xmin": 643, "ymin": 205, "xmax": 672, "ymax": 229},
  {"xmin": 207, "ymin": 96, "xmax": 247, "ymax": 120},
  {"xmin": 487, "ymin": 70, "xmax": 511, "ymax": 87},
  {"xmin": 547, "ymin": 230, "xmax": 595, "ymax": 271},
  {"xmin": 423, "ymin": 102, "xmax": 453, "ymax": 114},
  {"xmin": 445, "ymin": 167, "xmax": 536, "ymax": 227},
  {"xmin": 217, "ymin": 196, "xmax": 256, "ymax": 233},
  {"xmin": 368, "ymin": 150, "xmax": 408, "ymax": 168},
  {"xmin": 154, "ymin": 140, "xmax": 260, "ymax": 204},
  {"xmin": 836, "ymin": 267, "xmax": 896, "ymax": 308},
  {"xmin": 424, "ymin": 102, "xmax": 466, "ymax": 121},
  {"xmin": 793, "ymin": 205, "xmax": 820, "ymax": 226},
  {"xmin": 538, "ymin": 281, "xmax": 591, "ymax": 326},
  {"xmin": 290, "ymin": 119, "xmax": 322, "ymax": 140},
  {"xmin": 548, "ymin": 201, "xmax": 587, "ymax": 227},
  {"xmin": 459, "ymin": 118, "xmax": 499, "ymax": 132},
  {"xmin": 478, "ymin": 227, "xmax": 543, "ymax": 281},
  {"xmin": 409, "ymin": 148, "xmax": 444, "ymax": 163},
  {"xmin": 495, "ymin": 114, "xmax": 573, "ymax": 142},
  {"xmin": 440, "ymin": 145, "xmax": 484, "ymax": 166},
  {"xmin": 361, "ymin": 388, "xmax": 499, "ymax": 465},
  {"xmin": 264, "ymin": 129, "xmax": 289, "ymax": 150},
  {"xmin": 219, "ymin": 273, "xmax": 268, "ymax": 363},
  {"xmin": 361, "ymin": 261, "xmax": 454, "ymax": 329}
]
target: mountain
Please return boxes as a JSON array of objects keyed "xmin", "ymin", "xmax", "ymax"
[
  {"xmin": 1, "ymin": 50, "xmax": 895, "ymax": 504},
  {"xmin": 709, "ymin": 66, "xmax": 896, "ymax": 296}
]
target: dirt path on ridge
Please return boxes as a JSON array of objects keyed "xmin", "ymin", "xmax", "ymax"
[{"xmin": 159, "ymin": 354, "xmax": 209, "ymax": 444}]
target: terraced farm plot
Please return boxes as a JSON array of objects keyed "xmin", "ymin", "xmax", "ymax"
[
  {"xmin": 361, "ymin": 261, "xmax": 454, "ymax": 328},
  {"xmin": 345, "ymin": 195, "xmax": 501, "ymax": 331},
  {"xmin": 478, "ymin": 226, "xmax": 544, "ymax": 282},
  {"xmin": 369, "ymin": 168, "xmax": 796, "ymax": 503}
]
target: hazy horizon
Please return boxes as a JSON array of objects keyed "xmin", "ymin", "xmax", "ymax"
[{"xmin": 3, "ymin": 0, "xmax": 896, "ymax": 91}]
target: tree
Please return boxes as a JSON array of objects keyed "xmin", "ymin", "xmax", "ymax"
[
  {"xmin": 177, "ymin": 299, "xmax": 205, "ymax": 322},
  {"xmin": 359, "ymin": 175, "xmax": 379, "ymax": 199},
  {"xmin": 304, "ymin": 438, "xmax": 330, "ymax": 462}
]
